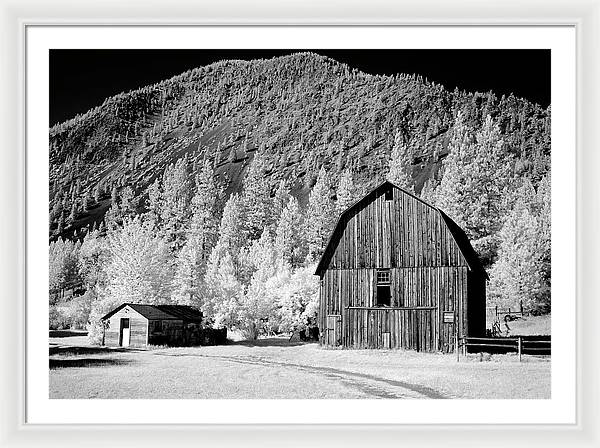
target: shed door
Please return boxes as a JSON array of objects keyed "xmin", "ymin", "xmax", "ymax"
[
  {"xmin": 120, "ymin": 318, "xmax": 130, "ymax": 347},
  {"xmin": 327, "ymin": 315, "xmax": 342, "ymax": 346}
]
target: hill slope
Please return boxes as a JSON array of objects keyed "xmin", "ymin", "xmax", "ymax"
[{"xmin": 49, "ymin": 52, "xmax": 550, "ymax": 240}]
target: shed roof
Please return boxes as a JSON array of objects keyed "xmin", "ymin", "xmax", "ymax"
[
  {"xmin": 314, "ymin": 180, "xmax": 488, "ymax": 278},
  {"xmin": 101, "ymin": 303, "xmax": 204, "ymax": 322}
]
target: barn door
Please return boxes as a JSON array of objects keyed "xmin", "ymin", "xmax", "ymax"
[
  {"xmin": 119, "ymin": 318, "xmax": 130, "ymax": 347},
  {"xmin": 327, "ymin": 315, "xmax": 342, "ymax": 346}
]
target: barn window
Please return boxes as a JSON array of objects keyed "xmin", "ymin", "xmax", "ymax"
[
  {"xmin": 376, "ymin": 269, "xmax": 391, "ymax": 307},
  {"xmin": 153, "ymin": 320, "xmax": 163, "ymax": 332},
  {"xmin": 384, "ymin": 186, "xmax": 393, "ymax": 201}
]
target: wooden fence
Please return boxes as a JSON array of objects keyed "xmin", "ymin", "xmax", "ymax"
[
  {"xmin": 456, "ymin": 335, "xmax": 551, "ymax": 362},
  {"xmin": 487, "ymin": 301, "xmax": 526, "ymax": 320}
]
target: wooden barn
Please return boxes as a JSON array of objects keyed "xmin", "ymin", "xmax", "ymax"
[
  {"xmin": 101, "ymin": 303, "xmax": 212, "ymax": 347},
  {"xmin": 315, "ymin": 181, "xmax": 487, "ymax": 352}
]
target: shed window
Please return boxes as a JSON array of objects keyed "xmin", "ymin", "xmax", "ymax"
[
  {"xmin": 153, "ymin": 320, "xmax": 163, "ymax": 332},
  {"xmin": 376, "ymin": 269, "xmax": 391, "ymax": 307}
]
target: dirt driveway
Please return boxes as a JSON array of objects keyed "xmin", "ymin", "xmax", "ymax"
[{"xmin": 49, "ymin": 336, "xmax": 551, "ymax": 399}]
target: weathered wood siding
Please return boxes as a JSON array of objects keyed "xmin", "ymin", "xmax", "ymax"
[
  {"xmin": 321, "ymin": 187, "xmax": 468, "ymax": 271},
  {"xmin": 319, "ymin": 266, "xmax": 469, "ymax": 351},
  {"xmin": 318, "ymin": 184, "xmax": 485, "ymax": 352},
  {"xmin": 147, "ymin": 319, "xmax": 184, "ymax": 346},
  {"xmin": 104, "ymin": 305, "xmax": 148, "ymax": 346}
]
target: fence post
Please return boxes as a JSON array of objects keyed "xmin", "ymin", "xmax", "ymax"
[
  {"xmin": 455, "ymin": 333, "xmax": 459, "ymax": 362},
  {"xmin": 520, "ymin": 300, "xmax": 524, "ymax": 316},
  {"xmin": 518, "ymin": 336, "xmax": 522, "ymax": 362}
]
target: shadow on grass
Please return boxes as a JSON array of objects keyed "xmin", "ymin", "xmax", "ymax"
[
  {"xmin": 49, "ymin": 330, "xmax": 88, "ymax": 338},
  {"xmin": 49, "ymin": 345, "xmax": 146, "ymax": 356},
  {"xmin": 49, "ymin": 358, "xmax": 130, "ymax": 369},
  {"xmin": 229, "ymin": 337, "xmax": 314, "ymax": 348}
]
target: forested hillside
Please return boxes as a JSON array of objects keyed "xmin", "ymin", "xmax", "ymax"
[{"xmin": 48, "ymin": 52, "xmax": 551, "ymax": 340}]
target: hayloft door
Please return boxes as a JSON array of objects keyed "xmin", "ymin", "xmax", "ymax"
[{"xmin": 119, "ymin": 318, "xmax": 130, "ymax": 347}]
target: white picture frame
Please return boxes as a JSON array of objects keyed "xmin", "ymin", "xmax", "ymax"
[{"xmin": 2, "ymin": 0, "xmax": 599, "ymax": 446}]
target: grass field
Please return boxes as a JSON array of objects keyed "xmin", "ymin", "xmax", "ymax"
[
  {"xmin": 486, "ymin": 312, "xmax": 551, "ymax": 336},
  {"xmin": 49, "ymin": 333, "xmax": 550, "ymax": 399}
]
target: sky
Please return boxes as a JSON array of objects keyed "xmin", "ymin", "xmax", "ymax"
[{"xmin": 50, "ymin": 49, "xmax": 550, "ymax": 126}]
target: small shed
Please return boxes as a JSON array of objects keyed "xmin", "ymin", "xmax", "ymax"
[
  {"xmin": 315, "ymin": 181, "xmax": 487, "ymax": 352},
  {"xmin": 101, "ymin": 303, "xmax": 206, "ymax": 347}
]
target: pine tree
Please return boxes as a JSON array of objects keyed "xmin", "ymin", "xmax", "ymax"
[
  {"xmin": 82, "ymin": 191, "xmax": 91, "ymax": 212},
  {"xmin": 209, "ymin": 193, "xmax": 247, "ymax": 274},
  {"xmin": 242, "ymin": 151, "xmax": 272, "ymax": 240},
  {"xmin": 67, "ymin": 199, "xmax": 79, "ymax": 224},
  {"xmin": 336, "ymin": 169, "xmax": 356, "ymax": 215},
  {"xmin": 120, "ymin": 186, "xmax": 136, "ymax": 218},
  {"xmin": 274, "ymin": 196, "xmax": 304, "ymax": 266},
  {"xmin": 272, "ymin": 179, "xmax": 292, "ymax": 224},
  {"xmin": 386, "ymin": 130, "xmax": 413, "ymax": 191},
  {"xmin": 171, "ymin": 160, "xmax": 220, "ymax": 305},
  {"xmin": 93, "ymin": 182, "xmax": 102, "ymax": 203},
  {"xmin": 56, "ymin": 210, "xmax": 65, "ymax": 234},
  {"xmin": 488, "ymin": 179, "xmax": 549, "ymax": 314},
  {"xmin": 432, "ymin": 114, "xmax": 512, "ymax": 264},
  {"xmin": 145, "ymin": 158, "xmax": 193, "ymax": 248},
  {"xmin": 111, "ymin": 186, "xmax": 118, "ymax": 205},
  {"xmin": 305, "ymin": 166, "xmax": 335, "ymax": 262}
]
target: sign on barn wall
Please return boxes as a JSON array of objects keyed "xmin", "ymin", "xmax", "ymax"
[{"xmin": 443, "ymin": 312, "xmax": 455, "ymax": 324}]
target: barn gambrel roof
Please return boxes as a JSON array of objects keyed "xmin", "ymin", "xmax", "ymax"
[
  {"xmin": 314, "ymin": 180, "xmax": 488, "ymax": 278},
  {"xmin": 101, "ymin": 303, "xmax": 204, "ymax": 322}
]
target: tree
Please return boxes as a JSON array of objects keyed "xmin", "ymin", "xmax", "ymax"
[
  {"xmin": 203, "ymin": 250, "xmax": 244, "ymax": 328},
  {"xmin": 304, "ymin": 166, "xmax": 335, "ymax": 262},
  {"xmin": 488, "ymin": 179, "xmax": 549, "ymax": 314},
  {"xmin": 171, "ymin": 160, "xmax": 220, "ymax": 305},
  {"xmin": 242, "ymin": 150, "xmax": 272, "ymax": 240},
  {"xmin": 272, "ymin": 179, "xmax": 292, "ymax": 224},
  {"xmin": 145, "ymin": 157, "xmax": 193, "ymax": 248},
  {"xmin": 274, "ymin": 264, "xmax": 320, "ymax": 333},
  {"xmin": 67, "ymin": 199, "xmax": 79, "ymax": 225},
  {"xmin": 336, "ymin": 169, "xmax": 357, "ymax": 215},
  {"xmin": 111, "ymin": 186, "xmax": 118, "ymax": 204},
  {"xmin": 78, "ymin": 229, "xmax": 108, "ymax": 290},
  {"xmin": 274, "ymin": 196, "xmax": 304, "ymax": 266},
  {"xmin": 214, "ymin": 193, "xmax": 246, "ymax": 266},
  {"xmin": 82, "ymin": 191, "xmax": 91, "ymax": 212},
  {"xmin": 119, "ymin": 186, "xmax": 137, "ymax": 218},
  {"xmin": 236, "ymin": 229, "xmax": 279, "ymax": 339},
  {"xmin": 386, "ymin": 130, "xmax": 413, "ymax": 191},
  {"xmin": 431, "ymin": 114, "xmax": 513, "ymax": 264},
  {"xmin": 88, "ymin": 217, "xmax": 172, "ymax": 344},
  {"xmin": 49, "ymin": 238, "xmax": 81, "ymax": 295}
]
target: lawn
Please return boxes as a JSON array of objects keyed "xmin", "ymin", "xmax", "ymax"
[{"xmin": 49, "ymin": 334, "xmax": 551, "ymax": 399}]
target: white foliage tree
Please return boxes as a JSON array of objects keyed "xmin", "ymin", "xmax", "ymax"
[
  {"xmin": 171, "ymin": 160, "xmax": 220, "ymax": 305},
  {"xmin": 274, "ymin": 264, "xmax": 320, "ymax": 333},
  {"xmin": 88, "ymin": 217, "xmax": 172, "ymax": 344},
  {"xmin": 488, "ymin": 176, "xmax": 551, "ymax": 314},
  {"xmin": 236, "ymin": 229, "xmax": 280, "ymax": 339},
  {"xmin": 336, "ymin": 169, "xmax": 357, "ymax": 215},
  {"xmin": 432, "ymin": 113, "xmax": 513, "ymax": 264},
  {"xmin": 274, "ymin": 196, "xmax": 305, "ymax": 266},
  {"xmin": 305, "ymin": 166, "xmax": 335, "ymax": 262}
]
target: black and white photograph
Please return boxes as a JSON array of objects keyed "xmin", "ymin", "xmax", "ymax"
[{"xmin": 47, "ymin": 48, "xmax": 552, "ymax": 400}]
